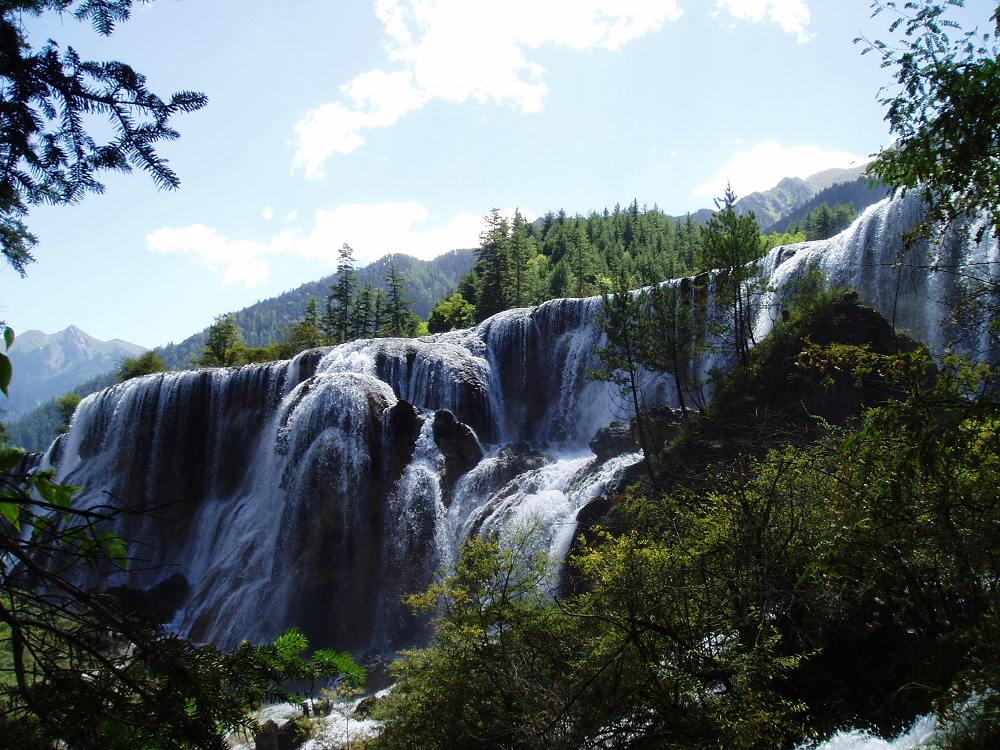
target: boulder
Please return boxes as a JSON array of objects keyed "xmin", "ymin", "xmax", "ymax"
[
  {"xmin": 432, "ymin": 409, "xmax": 483, "ymax": 502},
  {"xmin": 354, "ymin": 694, "xmax": 381, "ymax": 718},
  {"xmin": 107, "ymin": 573, "xmax": 190, "ymax": 623},
  {"xmin": 252, "ymin": 718, "xmax": 307, "ymax": 750},
  {"xmin": 588, "ymin": 421, "xmax": 637, "ymax": 460},
  {"xmin": 385, "ymin": 400, "xmax": 423, "ymax": 480}
]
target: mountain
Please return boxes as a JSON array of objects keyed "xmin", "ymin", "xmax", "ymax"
[
  {"xmin": 732, "ymin": 164, "xmax": 871, "ymax": 230},
  {"xmin": 2, "ymin": 326, "xmax": 145, "ymax": 423},
  {"xmin": 157, "ymin": 249, "xmax": 476, "ymax": 369},
  {"xmin": 770, "ymin": 176, "xmax": 891, "ymax": 234}
]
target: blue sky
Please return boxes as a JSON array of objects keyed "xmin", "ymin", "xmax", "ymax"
[{"xmin": 2, "ymin": 0, "xmax": 993, "ymax": 348}]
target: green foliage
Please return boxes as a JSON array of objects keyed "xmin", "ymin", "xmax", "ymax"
[
  {"xmin": 0, "ymin": 323, "xmax": 13, "ymax": 397},
  {"xmin": 454, "ymin": 202, "xmax": 704, "ymax": 324},
  {"xmin": 427, "ymin": 292, "xmax": 476, "ymax": 333},
  {"xmin": 699, "ymin": 184, "xmax": 767, "ymax": 367},
  {"xmin": 860, "ymin": 1, "xmax": 1000, "ymax": 246},
  {"xmin": 54, "ymin": 391, "xmax": 81, "ymax": 434},
  {"xmin": 474, "ymin": 209, "xmax": 513, "ymax": 321},
  {"xmin": 373, "ymin": 530, "xmax": 581, "ymax": 750},
  {"xmin": 327, "ymin": 243, "xmax": 358, "ymax": 344},
  {"xmin": 377, "ymin": 281, "xmax": 1000, "ymax": 747},
  {"xmin": 195, "ymin": 314, "xmax": 245, "ymax": 368},
  {"xmin": 785, "ymin": 202, "xmax": 857, "ymax": 240},
  {"xmin": 0, "ymin": 1, "xmax": 207, "ymax": 276},
  {"xmin": 116, "ymin": 350, "xmax": 166, "ymax": 382},
  {"xmin": 383, "ymin": 265, "xmax": 420, "ymax": 337}
]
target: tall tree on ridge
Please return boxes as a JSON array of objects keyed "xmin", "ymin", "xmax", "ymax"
[
  {"xmin": 699, "ymin": 184, "xmax": 766, "ymax": 368},
  {"xmin": 475, "ymin": 208, "xmax": 512, "ymax": 321},
  {"xmin": 384, "ymin": 265, "xmax": 417, "ymax": 337},
  {"xmin": 328, "ymin": 243, "xmax": 358, "ymax": 344},
  {"xmin": 510, "ymin": 209, "xmax": 536, "ymax": 308}
]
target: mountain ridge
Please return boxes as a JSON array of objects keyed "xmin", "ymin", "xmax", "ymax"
[{"xmin": 3, "ymin": 326, "xmax": 146, "ymax": 423}]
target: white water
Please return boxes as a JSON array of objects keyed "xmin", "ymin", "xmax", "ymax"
[{"xmin": 800, "ymin": 714, "xmax": 938, "ymax": 750}]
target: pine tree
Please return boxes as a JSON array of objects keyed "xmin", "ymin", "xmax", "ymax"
[
  {"xmin": 474, "ymin": 209, "xmax": 512, "ymax": 320},
  {"xmin": 699, "ymin": 184, "xmax": 765, "ymax": 367},
  {"xmin": 384, "ymin": 265, "xmax": 417, "ymax": 337},
  {"xmin": 569, "ymin": 223, "xmax": 595, "ymax": 297},
  {"xmin": 328, "ymin": 243, "xmax": 358, "ymax": 344},
  {"xmin": 0, "ymin": 1, "xmax": 207, "ymax": 276},
  {"xmin": 510, "ymin": 209, "xmax": 536, "ymax": 307},
  {"xmin": 350, "ymin": 283, "xmax": 377, "ymax": 339}
]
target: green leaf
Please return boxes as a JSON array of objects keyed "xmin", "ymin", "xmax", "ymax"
[
  {"xmin": 100, "ymin": 532, "xmax": 128, "ymax": 570},
  {"xmin": 0, "ymin": 353, "xmax": 10, "ymax": 396},
  {"xmin": 0, "ymin": 501, "xmax": 20, "ymax": 530},
  {"xmin": 0, "ymin": 447, "xmax": 27, "ymax": 474},
  {"xmin": 35, "ymin": 478, "xmax": 80, "ymax": 508},
  {"xmin": 3, "ymin": 327, "xmax": 13, "ymax": 350}
]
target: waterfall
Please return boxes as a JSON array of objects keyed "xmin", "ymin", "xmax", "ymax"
[{"xmin": 51, "ymin": 193, "xmax": 994, "ymax": 653}]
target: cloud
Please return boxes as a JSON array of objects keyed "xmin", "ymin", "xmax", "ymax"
[
  {"xmin": 692, "ymin": 141, "xmax": 863, "ymax": 199},
  {"xmin": 147, "ymin": 202, "xmax": 487, "ymax": 287},
  {"xmin": 293, "ymin": 0, "xmax": 684, "ymax": 178},
  {"xmin": 715, "ymin": 0, "xmax": 812, "ymax": 42},
  {"xmin": 261, "ymin": 206, "xmax": 274, "ymax": 220}
]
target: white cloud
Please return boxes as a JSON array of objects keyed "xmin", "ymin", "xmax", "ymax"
[
  {"xmin": 147, "ymin": 202, "xmax": 486, "ymax": 287},
  {"xmin": 692, "ymin": 141, "xmax": 863, "ymax": 200},
  {"xmin": 293, "ymin": 0, "xmax": 683, "ymax": 178},
  {"xmin": 261, "ymin": 206, "xmax": 274, "ymax": 220},
  {"xmin": 715, "ymin": 0, "xmax": 812, "ymax": 42},
  {"xmin": 286, "ymin": 210, "xmax": 298, "ymax": 222}
]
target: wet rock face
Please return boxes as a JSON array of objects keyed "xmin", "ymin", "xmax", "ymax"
[
  {"xmin": 385, "ymin": 400, "xmax": 423, "ymax": 481},
  {"xmin": 253, "ymin": 718, "xmax": 307, "ymax": 750},
  {"xmin": 589, "ymin": 422, "xmax": 637, "ymax": 461},
  {"xmin": 107, "ymin": 573, "xmax": 190, "ymax": 623},
  {"xmin": 481, "ymin": 442, "xmax": 548, "ymax": 496},
  {"xmin": 432, "ymin": 409, "xmax": 483, "ymax": 502}
]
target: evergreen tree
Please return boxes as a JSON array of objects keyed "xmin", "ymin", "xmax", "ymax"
[
  {"xmin": 384, "ymin": 265, "xmax": 418, "ymax": 337},
  {"xmin": 474, "ymin": 209, "xmax": 512, "ymax": 321},
  {"xmin": 350, "ymin": 283, "xmax": 377, "ymax": 339},
  {"xmin": 328, "ymin": 243, "xmax": 358, "ymax": 344},
  {"xmin": 0, "ymin": 1, "xmax": 207, "ymax": 276},
  {"xmin": 699, "ymin": 185, "xmax": 766, "ymax": 367},
  {"xmin": 569, "ymin": 223, "xmax": 596, "ymax": 297},
  {"xmin": 509, "ymin": 209, "xmax": 536, "ymax": 307},
  {"xmin": 283, "ymin": 296, "xmax": 326, "ymax": 354},
  {"xmin": 196, "ymin": 314, "xmax": 245, "ymax": 367}
]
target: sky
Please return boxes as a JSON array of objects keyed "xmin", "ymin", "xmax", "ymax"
[{"xmin": 1, "ymin": 0, "xmax": 994, "ymax": 348}]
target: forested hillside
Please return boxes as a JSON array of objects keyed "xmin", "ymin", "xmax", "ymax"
[
  {"xmin": 157, "ymin": 249, "xmax": 475, "ymax": 369},
  {"xmin": 771, "ymin": 176, "xmax": 889, "ymax": 233}
]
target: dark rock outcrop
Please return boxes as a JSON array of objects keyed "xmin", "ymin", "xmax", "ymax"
[
  {"xmin": 253, "ymin": 718, "xmax": 307, "ymax": 750},
  {"xmin": 108, "ymin": 573, "xmax": 190, "ymax": 623},
  {"xmin": 354, "ymin": 694, "xmax": 381, "ymax": 718},
  {"xmin": 588, "ymin": 422, "xmax": 637, "ymax": 460},
  {"xmin": 385, "ymin": 400, "xmax": 423, "ymax": 480},
  {"xmin": 432, "ymin": 409, "xmax": 483, "ymax": 502}
]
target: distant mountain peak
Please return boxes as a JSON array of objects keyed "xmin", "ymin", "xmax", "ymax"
[{"xmin": 4, "ymin": 326, "xmax": 146, "ymax": 422}]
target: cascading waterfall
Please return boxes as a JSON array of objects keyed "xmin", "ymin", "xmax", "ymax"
[{"xmin": 51, "ymin": 193, "xmax": 995, "ymax": 656}]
